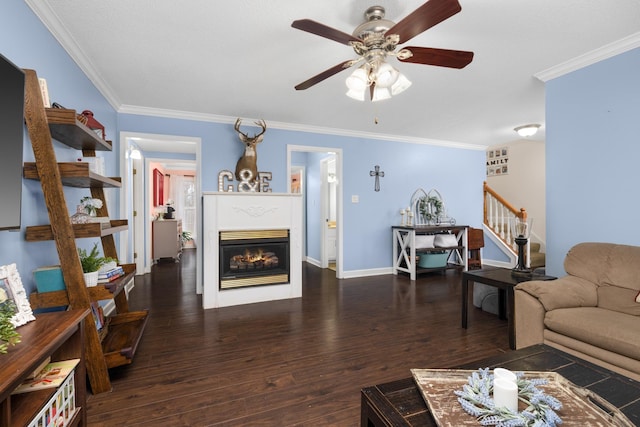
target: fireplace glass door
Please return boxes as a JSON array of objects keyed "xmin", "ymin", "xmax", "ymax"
[{"xmin": 219, "ymin": 229, "xmax": 290, "ymax": 289}]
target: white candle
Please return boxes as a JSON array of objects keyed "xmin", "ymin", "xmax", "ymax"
[
  {"xmin": 493, "ymin": 377, "xmax": 518, "ymax": 412},
  {"xmin": 494, "ymin": 368, "xmax": 517, "ymax": 384}
]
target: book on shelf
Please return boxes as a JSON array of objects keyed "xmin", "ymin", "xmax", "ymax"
[
  {"xmin": 12, "ymin": 359, "xmax": 80, "ymax": 394},
  {"xmin": 98, "ymin": 272, "xmax": 124, "ymax": 283},
  {"xmin": 26, "ymin": 357, "xmax": 51, "ymax": 380},
  {"xmin": 90, "ymin": 301, "xmax": 105, "ymax": 331},
  {"xmin": 98, "ymin": 266, "xmax": 124, "ymax": 283},
  {"xmin": 33, "ymin": 265, "xmax": 66, "ymax": 293},
  {"xmin": 98, "ymin": 265, "xmax": 124, "ymax": 278}
]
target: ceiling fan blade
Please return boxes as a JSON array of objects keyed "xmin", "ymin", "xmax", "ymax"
[
  {"xmin": 295, "ymin": 60, "xmax": 355, "ymax": 90},
  {"xmin": 399, "ymin": 47, "xmax": 473, "ymax": 69},
  {"xmin": 386, "ymin": 0, "xmax": 462, "ymax": 44},
  {"xmin": 292, "ymin": 19, "xmax": 362, "ymax": 46}
]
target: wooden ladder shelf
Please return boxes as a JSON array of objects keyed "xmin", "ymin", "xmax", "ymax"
[{"xmin": 22, "ymin": 69, "xmax": 148, "ymax": 394}]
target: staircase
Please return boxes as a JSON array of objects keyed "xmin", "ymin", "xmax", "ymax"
[{"xmin": 483, "ymin": 182, "xmax": 545, "ymax": 269}]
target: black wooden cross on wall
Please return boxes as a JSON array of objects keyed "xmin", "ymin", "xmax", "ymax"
[{"xmin": 369, "ymin": 165, "xmax": 385, "ymax": 192}]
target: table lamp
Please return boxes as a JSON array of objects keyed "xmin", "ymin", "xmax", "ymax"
[{"xmin": 511, "ymin": 217, "xmax": 533, "ymax": 278}]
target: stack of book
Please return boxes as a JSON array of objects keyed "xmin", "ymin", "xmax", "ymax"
[{"xmin": 98, "ymin": 265, "xmax": 124, "ymax": 283}]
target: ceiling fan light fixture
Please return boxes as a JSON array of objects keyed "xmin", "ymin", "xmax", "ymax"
[
  {"xmin": 346, "ymin": 66, "xmax": 368, "ymax": 91},
  {"xmin": 514, "ymin": 124, "xmax": 541, "ymax": 138},
  {"xmin": 374, "ymin": 62, "xmax": 399, "ymax": 88},
  {"xmin": 371, "ymin": 86, "xmax": 392, "ymax": 102},
  {"xmin": 390, "ymin": 73, "xmax": 412, "ymax": 96},
  {"xmin": 346, "ymin": 87, "xmax": 366, "ymax": 101}
]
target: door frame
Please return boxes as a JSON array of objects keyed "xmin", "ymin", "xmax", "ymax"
[
  {"xmin": 119, "ymin": 132, "xmax": 202, "ymax": 292},
  {"xmin": 287, "ymin": 145, "xmax": 343, "ymax": 279}
]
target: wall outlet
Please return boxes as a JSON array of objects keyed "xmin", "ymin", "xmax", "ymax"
[{"xmin": 351, "ymin": 195, "xmax": 359, "ymax": 203}]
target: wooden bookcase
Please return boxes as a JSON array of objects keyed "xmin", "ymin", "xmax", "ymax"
[
  {"xmin": 22, "ymin": 69, "xmax": 148, "ymax": 394},
  {"xmin": 0, "ymin": 309, "xmax": 88, "ymax": 427}
]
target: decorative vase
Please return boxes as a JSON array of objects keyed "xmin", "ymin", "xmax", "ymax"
[
  {"xmin": 83, "ymin": 271, "xmax": 99, "ymax": 287},
  {"xmin": 70, "ymin": 205, "xmax": 90, "ymax": 224}
]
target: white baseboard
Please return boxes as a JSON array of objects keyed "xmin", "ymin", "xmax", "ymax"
[
  {"xmin": 482, "ymin": 260, "xmax": 513, "ymax": 269},
  {"xmin": 306, "ymin": 257, "xmax": 321, "ymax": 268},
  {"xmin": 341, "ymin": 267, "xmax": 393, "ymax": 279}
]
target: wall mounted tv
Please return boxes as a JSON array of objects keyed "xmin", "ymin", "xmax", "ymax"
[{"xmin": 0, "ymin": 53, "xmax": 25, "ymax": 231}]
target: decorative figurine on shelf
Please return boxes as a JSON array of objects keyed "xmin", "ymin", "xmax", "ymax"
[
  {"xmin": 400, "ymin": 209, "xmax": 406, "ymax": 226},
  {"xmin": 164, "ymin": 199, "xmax": 175, "ymax": 219},
  {"xmin": 81, "ymin": 110, "xmax": 106, "ymax": 140},
  {"xmin": 70, "ymin": 204, "xmax": 91, "ymax": 224}
]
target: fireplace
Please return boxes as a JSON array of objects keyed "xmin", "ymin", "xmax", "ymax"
[
  {"xmin": 202, "ymin": 192, "xmax": 302, "ymax": 309},
  {"xmin": 219, "ymin": 229, "xmax": 290, "ymax": 289}
]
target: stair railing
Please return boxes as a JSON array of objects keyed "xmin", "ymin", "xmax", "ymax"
[{"xmin": 483, "ymin": 181, "xmax": 528, "ymax": 257}]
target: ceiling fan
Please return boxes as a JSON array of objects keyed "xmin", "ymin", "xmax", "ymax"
[{"xmin": 291, "ymin": 0, "xmax": 473, "ymax": 101}]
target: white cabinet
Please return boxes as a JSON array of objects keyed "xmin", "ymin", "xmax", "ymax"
[{"xmin": 153, "ymin": 219, "xmax": 182, "ymax": 261}]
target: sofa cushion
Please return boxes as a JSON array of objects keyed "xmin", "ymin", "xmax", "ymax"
[
  {"xmin": 516, "ymin": 276, "xmax": 597, "ymax": 311},
  {"xmin": 598, "ymin": 285, "xmax": 640, "ymax": 316},
  {"xmin": 545, "ymin": 307, "xmax": 640, "ymax": 361},
  {"xmin": 600, "ymin": 244, "xmax": 640, "ymax": 292},
  {"xmin": 563, "ymin": 242, "xmax": 613, "ymax": 285}
]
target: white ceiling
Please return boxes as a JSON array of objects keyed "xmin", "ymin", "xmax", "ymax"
[{"xmin": 27, "ymin": 0, "xmax": 640, "ymax": 149}]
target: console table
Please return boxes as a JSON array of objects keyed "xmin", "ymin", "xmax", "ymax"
[
  {"xmin": 361, "ymin": 344, "xmax": 640, "ymax": 426},
  {"xmin": 392, "ymin": 225, "xmax": 468, "ymax": 280}
]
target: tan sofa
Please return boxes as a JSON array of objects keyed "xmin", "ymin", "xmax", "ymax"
[{"xmin": 514, "ymin": 242, "xmax": 640, "ymax": 381}]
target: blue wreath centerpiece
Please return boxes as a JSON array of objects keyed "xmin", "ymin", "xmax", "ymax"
[{"xmin": 454, "ymin": 368, "xmax": 563, "ymax": 427}]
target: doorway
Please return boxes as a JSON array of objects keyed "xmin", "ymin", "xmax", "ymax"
[
  {"xmin": 119, "ymin": 132, "xmax": 202, "ymax": 291},
  {"xmin": 287, "ymin": 145, "xmax": 343, "ymax": 279}
]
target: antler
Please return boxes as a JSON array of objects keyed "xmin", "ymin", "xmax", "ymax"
[{"xmin": 234, "ymin": 118, "xmax": 267, "ymax": 143}]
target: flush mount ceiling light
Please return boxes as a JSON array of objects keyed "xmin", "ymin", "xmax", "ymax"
[
  {"xmin": 292, "ymin": 1, "xmax": 474, "ymax": 102},
  {"xmin": 514, "ymin": 124, "xmax": 541, "ymax": 138}
]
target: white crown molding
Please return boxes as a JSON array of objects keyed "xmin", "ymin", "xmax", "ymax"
[
  {"xmin": 24, "ymin": 0, "xmax": 122, "ymax": 109},
  {"xmin": 535, "ymin": 32, "xmax": 640, "ymax": 82},
  {"xmin": 118, "ymin": 104, "xmax": 485, "ymax": 151}
]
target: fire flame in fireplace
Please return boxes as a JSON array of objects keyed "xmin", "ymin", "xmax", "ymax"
[{"xmin": 230, "ymin": 249, "xmax": 279, "ymax": 270}]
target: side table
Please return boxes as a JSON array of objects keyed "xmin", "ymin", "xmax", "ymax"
[{"xmin": 461, "ymin": 267, "xmax": 556, "ymax": 349}]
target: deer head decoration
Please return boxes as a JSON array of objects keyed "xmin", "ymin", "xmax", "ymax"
[{"xmin": 234, "ymin": 118, "xmax": 266, "ymax": 183}]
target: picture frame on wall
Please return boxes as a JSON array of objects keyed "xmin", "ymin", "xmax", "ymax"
[
  {"xmin": 153, "ymin": 168, "xmax": 164, "ymax": 207},
  {"xmin": 0, "ymin": 263, "xmax": 35, "ymax": 327}
]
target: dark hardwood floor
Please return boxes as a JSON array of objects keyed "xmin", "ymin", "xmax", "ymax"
[{"xmin": 87, "ymin": 250, "xmax": 510, "ymax": 426}]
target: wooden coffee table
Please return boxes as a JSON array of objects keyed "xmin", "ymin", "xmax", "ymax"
[
  {"xmin": 361, "ymin": 345, "xmax": 640, "ymax": 426},
  {"xmin": 461, "ymin": 267, "xmax": 555, "ymax": 349}
]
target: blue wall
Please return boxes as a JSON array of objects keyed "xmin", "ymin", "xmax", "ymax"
[
  {"xmin": 1, "ymin": 1, "xmax": 486, "ymax": 295},
  {"xmin": 545, "ymin": 47, "xmax": 640, "ymax": 276},
  {"xmin": 0, "ymin": 1, "xmax": 118, "ymax": 293},
  {"xmin": 120, "ymin": 113, "xmax": 487, "ymax": 273}
]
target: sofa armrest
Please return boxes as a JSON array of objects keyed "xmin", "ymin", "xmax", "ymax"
[
  {"xmin": 514, "ymin": 288, "xmax": 546, "ymax": 349},
  {"xmin": 515, "ymin": 276, "xmax": 598, "ymax": 311}
]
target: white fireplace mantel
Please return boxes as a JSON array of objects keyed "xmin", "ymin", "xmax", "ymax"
[{"xmin": 202, "ymin": 192, "xmax": 302, "ymax": 308}]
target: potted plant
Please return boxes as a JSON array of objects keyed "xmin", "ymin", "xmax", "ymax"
[
  {"xmin": 0, "ymin": 299, "xmax": 20, "ymax": 354},
  {"xmin": 181, "ymin": 231, "xmax": 193, "ymax": 248},
  {"xmin": 78, "ymin": 243, "xmax": 114, "ymax": 287},
  {"xmin": 80, "ymin": 196, "xmax": 103, "ymax": 216}
]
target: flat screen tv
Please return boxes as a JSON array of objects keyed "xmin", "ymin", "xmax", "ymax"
[{"xmin": 0, "ymin": 53, "xmax": 25, "ymax": 231}]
